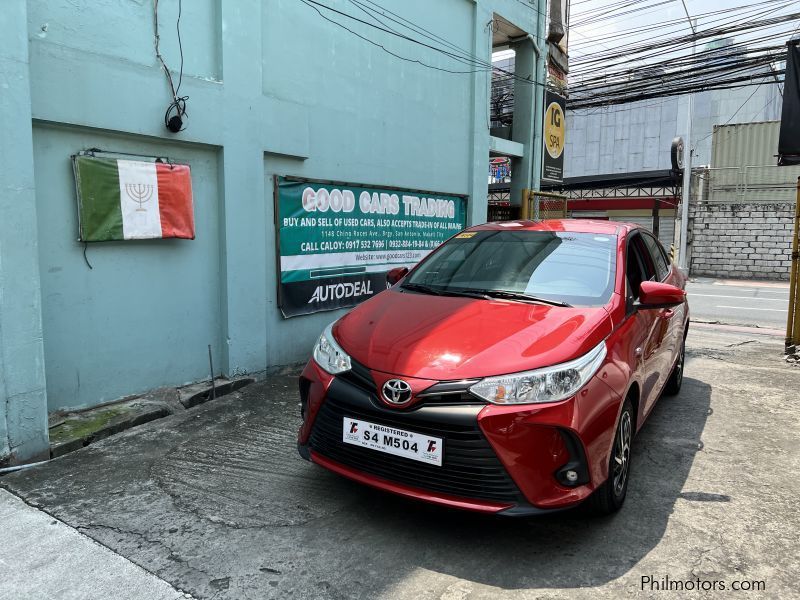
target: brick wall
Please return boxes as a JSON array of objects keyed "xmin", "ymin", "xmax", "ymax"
[{"xmin": 688, "ymin": 202, "xmax": 796, "ymax": 280}]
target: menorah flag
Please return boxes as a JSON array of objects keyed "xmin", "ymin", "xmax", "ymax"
[{"xmin": 72, "ymin": 155, "xmax": 195, "ymax": 242}]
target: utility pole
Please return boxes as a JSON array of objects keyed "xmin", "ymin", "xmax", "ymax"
[{"xmin": 678, "ymin": 13, "xmax": 698, "ymax": 270}]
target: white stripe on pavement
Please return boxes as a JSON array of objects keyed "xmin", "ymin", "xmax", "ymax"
[
  {"xmin": 716, "ymin": 305, "xmax": 787, "ymax": 312},
  {"xmin": 691, "ymin": 294, "xmax": 788, "ymax": 301},
  {"xmin": 705, "ymin": 288, "xmax": 788, "ymax": 295}
]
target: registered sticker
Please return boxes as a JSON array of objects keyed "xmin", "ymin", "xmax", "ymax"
[{"xmin": 342, "ymin": 417, "xmax": 443, "ymax": 466}]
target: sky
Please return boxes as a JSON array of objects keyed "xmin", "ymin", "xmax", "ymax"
[
  {"xmin": 491, "ymin": 0, "xmax": 799, "ymax": 67},
  {"xmin": 568, "ymin": 0, "xmax": 799, "ymax": 65}
]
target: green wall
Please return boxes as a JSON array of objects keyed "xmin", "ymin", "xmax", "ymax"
[{"xmin": 1, "ymin": 0, "xmax": 545, "ymax": 463}]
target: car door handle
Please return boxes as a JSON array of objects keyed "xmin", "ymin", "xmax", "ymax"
[{"xmin": 660, "ymin": 309, "xmax": 675, "ymax": 319}]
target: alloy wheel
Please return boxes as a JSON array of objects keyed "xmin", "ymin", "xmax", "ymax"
[
  {"xmin": 612, "ymin": 411, "xmax": 632, "ymax": 497},
  {"xmin": 675, "ymin": 343, "xmax": 685, "ymax": 387}
]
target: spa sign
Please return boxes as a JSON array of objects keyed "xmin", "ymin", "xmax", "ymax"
[
  {"xmin": 274, "ymin": 176, "xmax": 467, "ymax": 318},
  {"xmin": 542, "ymin": 90, "xmax": 566, "ymax": 183}
]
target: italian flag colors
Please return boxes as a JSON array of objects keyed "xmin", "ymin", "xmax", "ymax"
[{"xmin": 73, "ymin": 156, "xmax": 195, "ymax": 242}]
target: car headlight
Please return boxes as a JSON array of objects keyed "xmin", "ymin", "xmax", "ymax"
[
  {"xmin": 313, "ymin": 323, "xmax": 352, "ymax": 375},
  {"xmin": 469, "ymin": 340, "xmax": 607, "ymax": 405}
]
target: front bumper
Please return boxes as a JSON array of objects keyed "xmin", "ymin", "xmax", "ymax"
[{"xmin": 298, "ymin": 359, "xmax": 621, "ymax": 514}]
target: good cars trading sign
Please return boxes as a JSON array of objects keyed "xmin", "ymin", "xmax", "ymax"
[
  {"xmin": 542, "ymin": 90, "xmax": 566, "ymax": 183},
  {"xmin": 275, "ymin": 176, "xmax": 467, "ymax": 318}
]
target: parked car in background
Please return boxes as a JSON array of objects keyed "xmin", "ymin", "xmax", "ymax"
[{"xmin": 298, "ymin": 220, "xmax": 689, "ymax": 515}]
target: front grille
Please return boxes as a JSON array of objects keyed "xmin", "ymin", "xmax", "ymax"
[
  {"xmin": 415, "ymin": 383, "xmax": 486, "ymax": 408},
  {"xmin": 309, "ymin": 378, "xmax": 523, "ymax": 503},
  {"xmin": 337, "ymin": 360, "xmax": 486, "ymax": 409}
]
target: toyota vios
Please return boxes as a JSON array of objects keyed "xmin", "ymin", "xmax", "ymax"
[{"xmin": 297, "ymin": 220, "xmax": 688, "ymax": 515}]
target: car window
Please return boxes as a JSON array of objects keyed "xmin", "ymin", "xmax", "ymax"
[
  {"xmin": 626, "ymin": 234, "xmax": 656, "ymax": 302},
  {"xmin": 405, "ymin": 230, "xmax": 617, "ymax": 306},
  {"xmin": 642, "ymin": 233, "xmax": 670, "ymax": 281}
]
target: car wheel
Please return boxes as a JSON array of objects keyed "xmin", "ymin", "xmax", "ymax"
[
  {"xmin": 663, "ymin": 338, "xmax": 685, "ymax": 396},
  {"xmin": 589, "ymin": 398, "xmax": 633, "ymax": 515}
]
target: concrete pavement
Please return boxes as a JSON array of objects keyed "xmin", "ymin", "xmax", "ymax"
[
  {"xmin": 0, "ymin": 488, "xmax": 188, "ymax": 600},
  {"xmin": 1, "ymin": 327, "xmax": 798, "ymax": 599},
  {"xmin": 687, "ymin": 278, "xmax": 790, "ymax": 330}
]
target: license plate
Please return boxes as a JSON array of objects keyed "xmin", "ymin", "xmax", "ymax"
[{"xmin": 342, "ymin": 417, "xmax": 443, "ymax": 466}]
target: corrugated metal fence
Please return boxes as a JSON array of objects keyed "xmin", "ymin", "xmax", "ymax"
[
  {"xmin": 707, "ymin": 120, "xmax": 800, "ymax": 203},
  {"xmin": 704, "ymin": 164, "xmax": 800, "ymax": 203}
]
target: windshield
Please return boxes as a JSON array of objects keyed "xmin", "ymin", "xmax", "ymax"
[{"xmin": 404, "ymin": 230, "xmax": 617, "ymax": 307}]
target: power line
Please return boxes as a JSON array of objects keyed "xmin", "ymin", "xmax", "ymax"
[
  {"xmin": 572, "ymin": 11, "xmax": 800, "ymax": 68},
  {"xmin": 300, "ymin": 0, "xmax": 542, "ymax": 85},
  {"xmin": 571, "ymin": 0, "xmax": 795, "ymax": 48},
  {"xmin": 572, "ymin": 0, "xmax": 677, "ymax": 29},
  {"xmin": 691, "ymin": 85, "xmax": 767, "ymax": 151},
  {"xmin": 571, "ymin": 2, "xmax": 798, "ymax": 60},
  {"xmin": 299, "ymin": 0, "xmax": 489, "ymax": 76},
  {"xmin": 679, "ymin": 0, "xmax": 696, "ymax": 35}
]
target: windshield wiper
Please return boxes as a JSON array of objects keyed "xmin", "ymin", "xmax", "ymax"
[
  {"xmin": 401, "ymin": 283, "xmax": 445, "ymax": 295},
  {"xmin": 402, "ymin": 284, "xmax": 570, "ymax": 306},
  {"xmin": 403, "ymin": 283, "xmax": 491, "ymax": 300},
  {"xmin": 475, "ymin": 290, "xmax": 572, "ymax": 307}
]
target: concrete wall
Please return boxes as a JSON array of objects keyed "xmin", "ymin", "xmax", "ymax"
[
  {"xmin": 0, "ymin": 1, "xmax": 50, "ymax": 465},
  {"xmin": 1, "ymin": 0, "xmax": 546, "ymax": 462},
  {"xmin": 32, "ymin": 126, "xmax": 224, "ymax": 410},
  {"xmin": 685, "ymin": 122, "xmax": 798, "ymax": 281},
  {"xmin": 688, "ymin": 203, "xmax": 795, "ymax": 281}
]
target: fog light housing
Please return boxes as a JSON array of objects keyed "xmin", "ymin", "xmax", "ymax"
[{"xmin": 554, "ymin": 429, "xmax": 591, "ymax": 487}]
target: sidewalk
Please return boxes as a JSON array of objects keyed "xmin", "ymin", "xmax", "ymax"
[{"xmin": 0, "ymin": 488, "xmax": 188, "ymax": 600}]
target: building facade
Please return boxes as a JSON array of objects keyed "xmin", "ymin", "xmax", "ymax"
[
  {"xmin": 565, "ymin": 84, "xmax": 783, "ymax": 178},
  {"xmin": 0, "ymin": 0, "xmax": 549, "ymax": 464}
]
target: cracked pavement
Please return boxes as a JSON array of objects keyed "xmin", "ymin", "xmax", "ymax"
[{"xmin": 1, "ymin": 327, "xmax": 799, "ymax": 599}]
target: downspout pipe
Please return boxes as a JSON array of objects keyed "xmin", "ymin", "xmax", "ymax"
[
  {"xmin": 511, "ymin": 3, "xmax": 548, "ymax": 215},
  {"xmin": 510, "ymin": 33, "xmax": 544, "ymax": 59},
  {"xmin": 531, "ymin": 0, "xmax": 548, "ymax": 204}
]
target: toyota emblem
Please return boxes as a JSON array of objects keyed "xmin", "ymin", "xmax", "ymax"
[{"xmin": 381, "ymin": 379, "xmax": 413, "ymax": 405}]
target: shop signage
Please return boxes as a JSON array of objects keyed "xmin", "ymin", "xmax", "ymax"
[
  {"xmin": 542, "ymin": 91, "xmax": 566, "ymax": 183},
  {"xmin": 275, "ymin": 177, "xmax": 467, "ymax": 318}
]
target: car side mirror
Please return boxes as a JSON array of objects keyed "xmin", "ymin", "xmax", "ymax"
[
  {"xmin": 386, "ymin": 267, "xmax": 409, "ymax": 287},
  {"xmin": 635, "ymin": 281, "xmax": 686, "ymax": 310}
]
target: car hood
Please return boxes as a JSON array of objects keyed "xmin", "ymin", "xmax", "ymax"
[{"xmin": 333, "ymin": 288, "xmax": 613, "ymax": 380}]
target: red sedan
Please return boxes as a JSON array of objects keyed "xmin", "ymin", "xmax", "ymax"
[{"xmin": 297, "ymin": 220, "xmax": 689, "ymax": 515}]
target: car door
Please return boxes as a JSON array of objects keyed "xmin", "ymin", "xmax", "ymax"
[
  {"xmin": 641, "ymin": 232, "xmax": 685, "ymax": 391},
  {"xmin": 625, "ymin": 233, "xmax": 664, "ymax": 416}
]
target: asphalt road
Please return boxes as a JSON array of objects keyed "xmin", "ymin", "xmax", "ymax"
[
  {"xmin": 2, "ymin": 326, "xmax": 798, "ymax": 599},
  {"xmin": 687, "ymin": 278, "xmax": 790, "ymax": 330}
]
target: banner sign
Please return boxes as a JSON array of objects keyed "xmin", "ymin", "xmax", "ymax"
[
  {"xmin": 275, "ymin": 177, "xmax": 467, "ymax": 318},
  {"xmin": 542, "ymin": 91, "xmax": 566, "ymax": 183},
  {"xmin": 779, "ymin": 42, "xmax": 800, "ymax": 166},
  {"xmin": 73, "ymin": 155, "xmax": 194, "ymax": 242}
]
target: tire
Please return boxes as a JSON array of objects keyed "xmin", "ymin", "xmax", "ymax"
[
  {"xmin": 589, "ymin": 398, "xmax": 633, "ymax": 515},
  {"xmin": 663, "ymin": 337, "xmax": 685, "ymax": 396}
]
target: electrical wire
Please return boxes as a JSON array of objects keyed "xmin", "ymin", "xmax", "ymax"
[
  {"xmin": 292, "ymin": 0, "xmax": 793, "ymax": 118},
  {"xmin": 562, "ymin": 2, "xmax": 797, "ymax": 112},
  {"xmin": 300, "ymin": 0, "xmax": 553, "ymax": 88},
  {"xmin": 571, "ymin": 0, "xmax": 795, "ymax": 49},
  {"xmin": 300, "ymin": 0, "xmax": 489, "ymax": 76},
  {"xmin": 154, "ymin": 0, "xmax": 188, "ymax": 132},
  {"xmin": 571, "ymin": 2, "xmax": 798, "ymax": 58},
  {"xmin": 347, "ymin": 0, "xmax": 490, "ymax": 72},
  {"xmin": 572, "ymin": 12, "xmax": 800, "ymax": 69}
]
